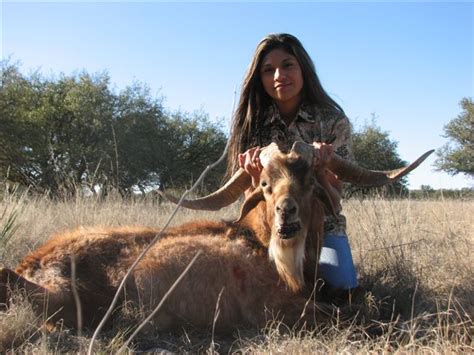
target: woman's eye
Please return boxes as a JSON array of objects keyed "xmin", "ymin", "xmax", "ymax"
[{"xmin": 261, "ymin": 181, "xmax": 267, "ymax": 187}]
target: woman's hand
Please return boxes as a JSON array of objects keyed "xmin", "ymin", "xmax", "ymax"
[
  {"xmin": 312, "ymin": 142, "xmax": 335, "ymax": 168},
  {"xmin": 238, "ymin": 146, "xmax": 263, "ymax": 188},
  {"xmin": 312, "ymin": 142, "xmax": 343, "ymax": 210},
  {"xmin": 313, "ymin": 140, "xmax": 342, "ymax": 193}
]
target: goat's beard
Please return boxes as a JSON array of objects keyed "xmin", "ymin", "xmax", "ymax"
[{"xmin": 268, "ymin": 231, "xmax": 306, "ymax": 293}]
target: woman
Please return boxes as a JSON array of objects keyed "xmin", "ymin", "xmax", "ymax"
[{"xmin": 227, "ymin": 33, "xmax": 358, "ymax": 295}]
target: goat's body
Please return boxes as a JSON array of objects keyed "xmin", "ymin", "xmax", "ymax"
[
  {"xmin": 1, "ymin": 221, "xmax": 319, "ymax": 331},
  {"xmin": 1, "ymin": 143, "xmax": 431, "ymax": 335}
]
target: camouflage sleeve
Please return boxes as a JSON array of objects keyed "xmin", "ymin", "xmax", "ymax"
[
  {"xmin": 326, "ymin": 111, "xmax": 353, "ymax": 235},
  {"xmin": 331, "ymin": 112, "xmax": 354, "ymax": 162},
  {"xmin": 245, "ymin": 126, "xmax": 274, "ymax": 151},
  {"xmin": 242, "ymin": 131, "xmax": 264, "ymax": 152}
]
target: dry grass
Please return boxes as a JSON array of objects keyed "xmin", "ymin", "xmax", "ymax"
[{"xmin": 0, "ymin": 192, "xmax": 472, "ymax": 353}]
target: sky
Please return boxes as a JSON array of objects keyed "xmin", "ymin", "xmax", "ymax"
[{"xmin": 2, "ymin": 1, "xmax": 473, "ymax": 189}]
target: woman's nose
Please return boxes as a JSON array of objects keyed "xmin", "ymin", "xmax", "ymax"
[{"xmin": 274, "ymin": 67, "xmax": 284, "ymax": 80}]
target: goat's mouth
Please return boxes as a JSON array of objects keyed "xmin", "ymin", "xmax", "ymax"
[{"xmin": 276, "ymin": 222, "xmax": 301, "ymax": 239}]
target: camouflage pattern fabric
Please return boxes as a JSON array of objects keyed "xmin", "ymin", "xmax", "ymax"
[{"xmin": 246, "ymin": 103, "xmax": 353, "ymax": 235}]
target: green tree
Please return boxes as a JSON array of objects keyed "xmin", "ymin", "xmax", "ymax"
[
  {"xmin": 161, "ymin": 110, "xmax": 227, "ymax": 191},
  {"xmin": 435, "ymin": 98, "xmax": 474, "ymax": 178},
  {"xmin": 0, "ymin": 60, "xmax": 44, "ymax": 187},
  {"xmin": 0, "ymin": 60, "xmax": 117, "ymax": 197},
  {"xmin": 37, "ymin": 72, "xmax": 116, "ymax": 196},
  {"xmin": 113, "ymin": 82, "xmax": 169, "ymax": 194},
  {"xmin": 113, "ymin": 87, "xmax": 227, "ymax": 195},
  {"xmin": 349, "ymin": 119, "xmax": 407, "ymax": 197},
  {"xmin": 0, "ymin": 60, "xmax": 228, "ymax": 197}
]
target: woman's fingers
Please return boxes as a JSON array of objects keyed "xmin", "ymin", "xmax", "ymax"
[
  {"xmin": 313, "ymin": 142, "xmax": 342, "ymax": 202},
  {"xmin": 312, "ymin": 142, "xmax": 335, "ymax": 167},
  {"xmin": 326, "ymin": 170, "xmax": 343, "ymax": 194},
  {"xmin": 238, "ymin": 153, "xmax": 245, "ymax": 168},
  {"xmin": 238, "ymin": 147, "xmax": 262, "ymax": 187},
  {"xmin": 251, "ymin": 147, "xmax": 262, "ymax": 173}
]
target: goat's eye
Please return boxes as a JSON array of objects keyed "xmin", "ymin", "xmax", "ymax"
[{"xmin": 261, "ymin": 181, "xmax": 272, "ymax": 194}]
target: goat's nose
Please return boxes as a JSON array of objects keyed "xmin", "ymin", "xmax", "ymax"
[{"xmin": 276, "ymin": 198, "xmax": 298, "ymax": 219}]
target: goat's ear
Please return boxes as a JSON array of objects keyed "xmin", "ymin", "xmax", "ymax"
[
  {"xmin": 313, "ymin": 181, "xmax": 338, "ymax": 217},
  {"xmin": 235, "ymin": 187, "xmax": 264, "ymax": 222}
]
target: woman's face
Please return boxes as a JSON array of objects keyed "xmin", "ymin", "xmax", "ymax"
[{"xmin": 260, "ymin": 48, "xmax": 304, "ymax": 114}]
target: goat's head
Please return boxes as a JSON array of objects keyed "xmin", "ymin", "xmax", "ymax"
[
  {"xmin": 237, "ymin": 142, "xmax": 317, "ymax": 233},
  {"xmin": 161, "ymin": 142, "xmax": 434, "ymax": 292},
  {"xmin": 234, "ymin": 142, "xmax": 324, "ymax": 292}
]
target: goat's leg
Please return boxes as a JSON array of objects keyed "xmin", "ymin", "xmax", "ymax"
[
  {"xmin": 261, "ymin": 290, "xmax": 338, "ymax": 330},
  {"xmin": 0, "ymin": 267, "xmax": 76, "ymax": 326},
  {"xmin": 0, "ymin": 267, "xmax": 10, "ymax": 310},
  {"xmin": 1, "ymin": 267, "xmax": 53, "ymax": 308},
  {"xmin": 296, "ymin": 298, "xmax": 334, "ymax": 328}
]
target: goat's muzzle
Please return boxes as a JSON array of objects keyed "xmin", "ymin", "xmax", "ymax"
[{"xmin": 276, "ymin": 222, "xmax": 301, "ymax": 239}]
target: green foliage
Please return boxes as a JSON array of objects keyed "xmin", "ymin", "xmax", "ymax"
[
  {"xmin": 0, "ymin": 62, "xmax": 43, "ymax": 187},
  {"xmin": 409, "ymin": 186, "xmax": 474, "ymax": 199},
  {"xmin": 0, "ymin": 60, "xmax": 227, "ymax": 197},
  {"xmin": 162, "ymin": 110, "xmax": 226, "ymax": 190},
  {"xmin": 0, "ymin": 61, "xmax": 117, "ymax": 196},
  {"xmin": 349, "ymin": 119, "xmax": 408, "ymax": 197},
  {"xmin": 435, "ymin": 98, "xmax": 474, "ymax": 178},
  {"xmin": 0, "ymin": 206, "xmax": 20, "ymax": 258}
]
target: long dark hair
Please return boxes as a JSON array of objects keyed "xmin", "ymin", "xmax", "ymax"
[{"xmin": 226, "ymin": 33, "xmax": 344, "ymax": 176}]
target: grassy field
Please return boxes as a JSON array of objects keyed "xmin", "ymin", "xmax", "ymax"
[{"xmin": 0, "ymin": 192, "xmax": 473, "ymax": 353}]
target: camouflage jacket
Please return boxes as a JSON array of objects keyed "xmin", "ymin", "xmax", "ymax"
[{"xmin": 246, "ymin": 103, "xmax": 354, "ymax": 235}]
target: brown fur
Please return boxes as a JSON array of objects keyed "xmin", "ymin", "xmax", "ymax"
[{"xmin": 0, "ymin": 150, "xmax": 332, "ymax": 332}]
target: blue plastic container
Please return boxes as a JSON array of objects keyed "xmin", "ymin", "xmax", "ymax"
[{"xmin": 319, "ymin": 234, "xmax": 358, "ymax": 289}]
